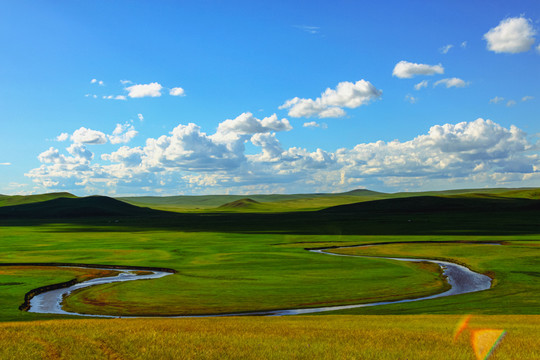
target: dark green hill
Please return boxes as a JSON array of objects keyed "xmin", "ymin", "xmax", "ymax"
[
  {"xmin": 0, "ymin": 192, "xmax": 77, "ymax": 207},
  {"xmin": 0, "ymin": 196, "xmax": 164, "ymax": 219},
  {"xmin": 320, "ymin": 195, "xmax": 540, "ymax": 214}
]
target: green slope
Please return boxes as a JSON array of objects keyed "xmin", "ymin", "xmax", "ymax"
[
  {"xmin": 0, "ymin": 192, "xmax": 77, "ymax": 207},
  {"xmin": 116, "ymin": 187, "xmax": 539, "ymax": 213}
]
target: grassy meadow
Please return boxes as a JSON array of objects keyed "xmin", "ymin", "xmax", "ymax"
[
  {"xmin": 0, "ymin": 224, "xmax": 539, "ymax": 319},
  {"xmin": 0, "ymin": 188, "xmax": 539, "ymax": 358},
  {"xmin": 0, "ymin": 315, "xmax": 538, "ymax": 359}
]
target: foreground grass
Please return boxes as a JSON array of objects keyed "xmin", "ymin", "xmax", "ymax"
[{"xmin": 0, "ymin": 316, "xmax": 538, "ymax": 359}]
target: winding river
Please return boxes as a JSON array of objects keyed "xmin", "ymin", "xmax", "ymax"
[{"xmin": 27, "ymin": 244, "xmax": 493, "ymax": 317}]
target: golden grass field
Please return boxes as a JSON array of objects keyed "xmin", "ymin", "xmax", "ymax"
[{"xmin": 0, "ymin": 315, "xmax": 538, "ymax": 359}]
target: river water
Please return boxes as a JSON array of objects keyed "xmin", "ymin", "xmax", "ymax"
[{"xmin": 28, "ymin": 245, "xmax": 493, "ymax": 317}]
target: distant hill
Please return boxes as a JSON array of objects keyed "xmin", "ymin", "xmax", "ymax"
[
  {"xmin": 321, "ymin": 195, "xmax": 540, "ymax": 214},
  {"xmin": 218, "ymin": 198, "xmax": 262, "ymax": 210},
  {"xmin": 117, "ymin": 189, "xmax": 384, "ymax": 212},
  {"xmin": 0, "ymin": 196, "xmax": 165, "ymax": 219},
  {"xmin": 1, "ymin": 191, "xmax": 540, "ymax": 235},
  {"xmin": 0, "ymin": 192, "xmax": 77, "ymax": 207}
]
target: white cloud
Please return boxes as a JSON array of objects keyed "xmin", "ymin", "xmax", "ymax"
[
  {"xmin": 66, "ymin": 143, "xmax": 94, "ymax": 162},
  {"xmin": 461, "ymin": 41, "xmax": 468, "ymax": 48},
  {"xmin": 484, "ymin": 17, "xmax": 537, "ymax": 53},
  {"xmin": 392, "ymin": 61, "xmax": 444, "ymax": 79},
  {"xmin": 440, "ymin": 44, "xmax": 453, "ymax": 54},
  {"xmin": 120, "ymin": 80, "xmax": 132, "ymax": 85},
  {"xmin": 138, "ymin": 113, "xmax": 144, "ymax": 122},
  {"xmin": 490, "ymin": 96, "xmax": 505, "ymax": 104},
  {"xmin": 102, "ymin": 146, "xmax": 144, "ymax": 167},
  {"xmin": 215, "ymin": 113, "xmax": 292, "ymax": 137},
  {"xmin": 91, "ymin": 79, "xmax": 104, "ymax": 86},
  {"xmin": 405, "ymin": 94, "xmax": 417, "ymax": 103},
  {"xmin": 414, "ymin": 80, "xmax": 429, "ymax": 90},
  {"xmin": 0, "ymin": 162, "xmax": 10, "ymax": 166},
  {"xmin": 506, "ymin": 100, "xmax": 517, "ymax": 107},
  {"xmin": 434, "ymin": 78, "xmax": 468, "ymax": 88},
  {"xmin": 169, "ymin": 87, "xmax": 185, "ymax": 96},
  {"xmin": 56, "ymin": 133, "xmax": 69, "ymax": 142},
  {"xmin": 279, "ymin": 80, "xmax": 382, "ymax": 118},
  {"xmin": 103, "ymin": 95, "xmax": 127, "ymax": 100},
  {"xmin": 71, "ymin": 127, "xmax": 107, "ymax": 144},
  {"xmin": 108, "ymin": 123, "xmax": 138, "ymax": 144},
  {"xmin": 37, "ymin": 144, "xmax": 93, "ymax": 165},
  {"xmin": 125, "ymin": 82, "xmax": 163, "ymax": 98},
  {"xmin": 26, "ymin": 117, "xmax": 539, "ymax": 195},
  {"xmin": 522, "ymin": 96, "xmax": 534, "ymax": 102},
  {"xmin": 537, "ymin": 44, "xmax": 540, "ymax": 53},
  {"xmin": 303, "ymin": 121, "xmax": 327, "ymax": 129},
  {"xmin": 295, "ymin": 25, "xmax": 320, "ymax": 34}
]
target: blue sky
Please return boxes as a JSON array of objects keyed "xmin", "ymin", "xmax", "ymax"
[{"xmin": 1, "ymin": 1, "xmax": 539, "ymax": 196}]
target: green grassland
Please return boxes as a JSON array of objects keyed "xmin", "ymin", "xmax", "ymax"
[
  {"xmin": 0, "ymin": 315, "xmax": 538, "ymax": 359},
  {"xmin": 0, "ymin": 188, "xmax": 539, "ymax": 358},
  {"xmin": 0, "ymin": 223, "xmax": 539, "ymax": 319}
]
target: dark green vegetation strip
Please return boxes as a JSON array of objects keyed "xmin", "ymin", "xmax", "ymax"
[{"xmin": 1, "ymin": 191, "xmax": 540, "ymax": 235}]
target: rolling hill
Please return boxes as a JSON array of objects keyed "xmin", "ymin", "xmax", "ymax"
[
  {"xmin": 0, "ymin": 196, "xmax": 164, "ymax": 219},
  {"xmin": 0, "ymin": 192, "xmax": 77, "ymax": 207}
]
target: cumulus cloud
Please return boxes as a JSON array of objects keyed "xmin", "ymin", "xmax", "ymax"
[
  {"xmin": 279, "ymin": 80, "xmax": 382, "ymax": 118},
  {"xmin": 414, "ymin": 80, "xmax": 429, "ymax": 90},
  {"xmin": 138, "ymin": 113, "xmax": 144, "ymax": 122},
  {"xmin": 91, "ymin": 79, "xmax": 104, "ymax": 86},
  {"xmin": 440, "ymin": 44, "xmax": 453, "ymax": 54},
  {"xmin": 507, "ymin": 100, "xmax": 517, "ymax": 107},
  {"xmin": 303, "ymin": 121, "xmax": 327, "ymax": 128},
  {"xmin": 26, "ymin": 116, "xmax": 539, "ymax": 195},
  {"xmin": 522, "ymin": 96, "xmax": 534, "ymax": 102},
  {"xmin": 71, "ymin": 127, "xmax": 107, "ymax": 144},
  {"xmin": 38, "ymin": 144, "xmax": 93, "ymax": 165},
  {"xmin": 102, "ymin": 146, "xmax": 144, "ymax": 167},
  {"xmin": 434, "ymin": 78, "xmax": 468, "ymax": 88},
  {"xmin": 56, "ymin": 133, "xmax": 69, "ymax": 142},
  {"xmin": 169, "ymin": 87, "xmax": 185, "ymax": 96},
  {"xmin": 125, "ymin": 82, "xmax": 163, "ymax": 98},
  {"xmin": 392, "ymin": 61, "xmax": 444, "ymax": 78},
  {"xmin": 108, "ymin": 123, "xmax": 138, "ymax": 144},
  {"xmin": 215, "ymin": 113, "xmax": 291, "ymax": 137},
  {"xmin": 490, "ymin": 96, "xmax": 505, "ymax": 104},
  {"xmin": 461, "ymin": 41, "xmax": 468, "ymax": 48},
  {"xmin": 103, "ymin": 95, "xmax": 127, "ymax": 100},
  {"xmin": 484, "ymin": 17, "xmax": 537, "ymax": 53},
  {"xmin": 405, "ymin": 94, "xmax": 418, "ymax": 103}
]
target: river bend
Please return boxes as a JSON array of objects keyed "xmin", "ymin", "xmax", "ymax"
[{"xmin": 27, "ymin": 245, "xmax": 493, "ymax": 317}]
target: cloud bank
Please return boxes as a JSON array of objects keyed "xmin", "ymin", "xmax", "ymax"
[{"xmin": 26, "ymin": 116, "xmax": 539, "ymax": 195}]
